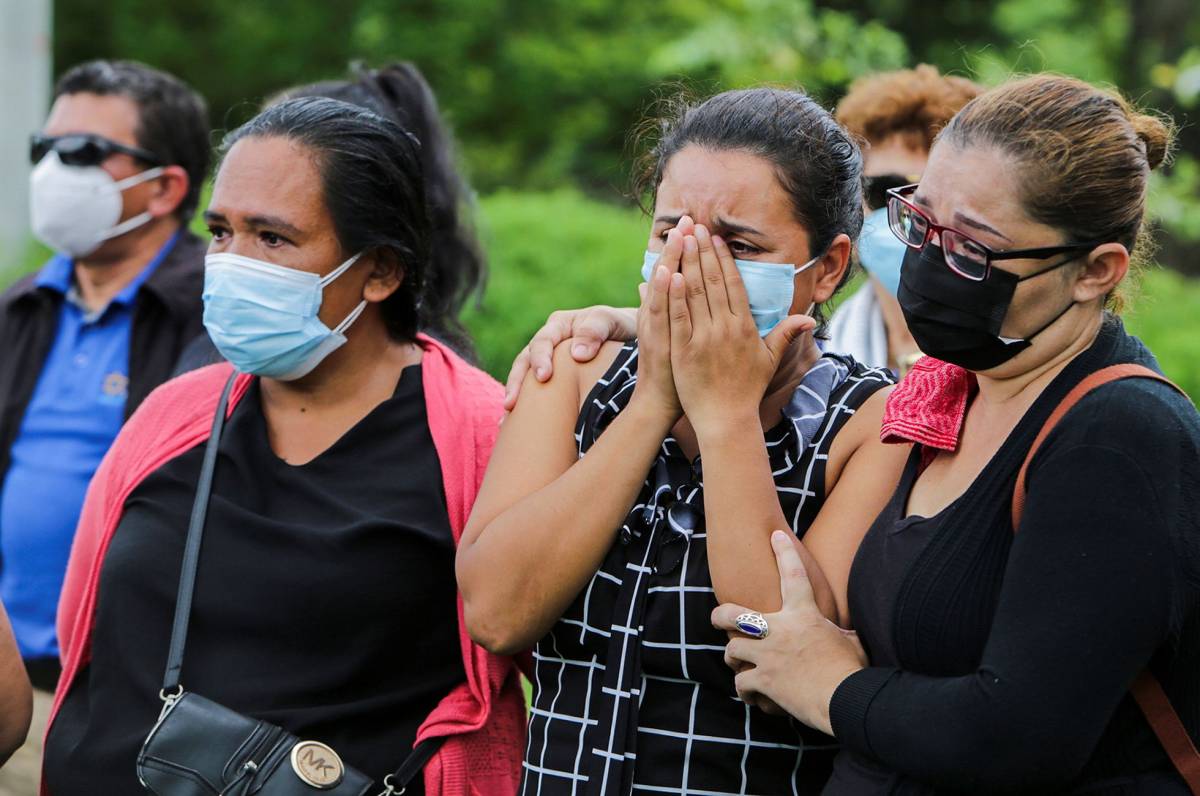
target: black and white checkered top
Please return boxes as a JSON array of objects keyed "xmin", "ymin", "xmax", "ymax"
[{"xmin": 521, "ymin": 343, "xmax": 894, "ymax": 796}]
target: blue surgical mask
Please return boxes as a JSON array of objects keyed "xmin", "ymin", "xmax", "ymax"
[
  {"xmin": 856, "ymin": 207, "xmax": 907, "ymax": 297},
  {"xmin": 202, "ymin": 251, "xmax": 366, "ymax": 381},
  {"xmin": 641, "ymin": 250, "xmax": 817, "ymax": 336}
]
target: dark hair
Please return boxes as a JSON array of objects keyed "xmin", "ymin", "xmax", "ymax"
[
  {"xmin": 54, "ymin": 60, "xmax": 210, "ymax": 220},
  {"xmin": 634, "ymin": 87, "xmax": 865, "ymax": 331},
  {"xmin": 276, "ymin": 63, "xmax": 486, "ymax": 358},
  {"xmin": 223, "ymin": 97, "xmax": 431, "ymax": 343},
  {"xmin": 940, "ymin": 74, "xmax": 1175, "ymax": 313}
]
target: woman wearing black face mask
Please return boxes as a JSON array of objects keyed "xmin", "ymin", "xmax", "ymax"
[{"xmin": 708, "ymin": 74, "xmax": 1200, "ymax": 794}]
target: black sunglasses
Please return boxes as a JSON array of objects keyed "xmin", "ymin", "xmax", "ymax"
[
  {"xmin": 865, "ymin": 173, "xmax": 920, "ymax": 211},
  {"xmin": 30, "ymin": 133, "xmax": 162, "ymax": 168}
]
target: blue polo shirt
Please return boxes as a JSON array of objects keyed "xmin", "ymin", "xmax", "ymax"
[{"xmin": 0, "ymin": 233, "xmax": 179, "ymax": 660}]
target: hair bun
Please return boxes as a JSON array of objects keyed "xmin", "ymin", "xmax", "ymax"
[{"xmin": 1129, "ymin": 112, "xmax": 1172, "ymax": 170}]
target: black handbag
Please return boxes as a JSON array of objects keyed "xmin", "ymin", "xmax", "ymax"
[{"xmin": 137, "ymin": 374, "xmax": 443, "ymax": 796}]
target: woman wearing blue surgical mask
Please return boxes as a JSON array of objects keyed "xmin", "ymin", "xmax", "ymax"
[
  {"xmin": 508, "ymin": 67, "xmax": 982, "ymax": 385},
  {"xmin": 827, "ymin": 65, "xmax": 981, "ymax": 376},
  {"xmin": 42, "ymin": 98, "xmax": 526, "ymax": 796},
  {"xmin": 457, "ymin": 88, "xmax": 910, "ymax": 794}
]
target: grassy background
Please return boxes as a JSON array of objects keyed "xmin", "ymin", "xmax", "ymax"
[{"xmin": 7, "ymin": 189, "xmax": 1198, "ymax": 399}]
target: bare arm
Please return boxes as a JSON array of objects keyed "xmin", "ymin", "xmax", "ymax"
[
  {"xmin": 459, "ymin": 242, "xmax": 684, "ymax": 655},
  {"xmin": 669, "ymin": 227, "xmax": 849, "ymax": 619},
  {"xmin": 503, "ymin": 306, "xmax": 638, "ymax": 410},
  {"xmin": 695, "ymin": 410, "xmax": 841, "ymax": 619},
  {"xmin": 0, "ymin": 600, "xmax": 31, "ymax": 763},
  {"xmin": 800, "ymin": 387, "xmax": 909, "ymax": 626}
]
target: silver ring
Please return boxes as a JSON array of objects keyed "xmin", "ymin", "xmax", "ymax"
[{"xmin": 735, "ymin": 611, "xmax": 769, "ymax": 639}]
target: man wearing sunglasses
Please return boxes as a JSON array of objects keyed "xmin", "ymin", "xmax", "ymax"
[{"xmin": 0, "ymin": 59, "xmax": 209, "ymax": 792}]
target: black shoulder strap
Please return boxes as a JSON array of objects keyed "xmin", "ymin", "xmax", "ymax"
[
  {"xmin": 161, "ymin": 371, "xmax": 239, "ymax": 694},
  {"xmin": 383, "ymin": 737, "xmax": 447, "ymax": 793}
]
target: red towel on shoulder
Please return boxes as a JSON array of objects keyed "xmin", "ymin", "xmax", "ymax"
[{"xmin": 880, "ymin": 355, "xmax": 977, "ymax": 451}]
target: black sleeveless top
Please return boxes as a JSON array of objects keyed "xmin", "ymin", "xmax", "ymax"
[
  {"xmin": 522, "ymin": 342, "xmax": 894, "ymax": 796},
  {"xmin": 45, "ymin": 367, "xmax": 465, "ymax": 794},
  {"xmin": 827, "ymin": 319, "xmax": 1200, "ymax": 795}
]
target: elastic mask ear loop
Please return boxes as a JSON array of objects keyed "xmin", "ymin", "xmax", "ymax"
[
  {"xmin": 793, "ymin": 256, "xmax": 819, "ymax": 276},
  {"xmin": 112, "ymin": 166, "xmax": 165, "ymax": 192},
  {"xmin": 1015, "ymin": 252, "xmax": 1086, "ymax": 282},
  {"xmin": 320, "ymin": 251, "xmax": 368, "ymax": 335},
  {"xmin": 99, "ymin": 167, "xmax": 168, "ymax": 243},
  {"xmin": 332, "ymin": 300, "xmax": 369, "ymax": 335},
  {"xmin": 320, "ymin": 251, "xmax": 364, "ymax": 287}
]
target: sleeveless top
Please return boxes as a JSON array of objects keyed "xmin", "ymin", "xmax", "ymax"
[{"xmin": 522, "ymin": 342, "xmax": 894, "ymax": 796}]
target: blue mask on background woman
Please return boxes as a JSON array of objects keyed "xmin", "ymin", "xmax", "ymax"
[
  {"xmin": 856, "ymin": 206, "xmax": 907, "ymax": 296},
  {"xmin": 202, "ymin": 251, "xmax": 367, "ymax": 380},
  {"xmin": 641, "ymin": 250, "xmax": 817, "ymax": 336}
]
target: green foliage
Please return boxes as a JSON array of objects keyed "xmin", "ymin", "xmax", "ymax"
[
  {"xmin": 1124, "ymin": 268, "xmax": 1200, "ymax": 401},
  {"xmin": 463, "ymin": 190, "xmax": 648, "ymax": 377},
  {"xmin": 649, "ymin": 0, "xmax": 909, "ymax": 100},
  {"xmin": 27, "ymin": 0, "xmax": 1200, "ymax": 391},
  {"xmin": 465, "ymin": 192, "xmax": 1200, "ymax": 400}
]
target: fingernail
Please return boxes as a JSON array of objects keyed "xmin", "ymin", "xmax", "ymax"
[
  {"xmin": 573, "ymin": 344, "xmax": 588, "ymax": 358},
  {"xmin": 656, "ymin": 265, "xmax": 668, "ymax": 280},
  {"xmin": 671, "ymin": 273, "xmax": 684, "ymax": 286},
  {"xmin": 772, "ymin": 530, "xmax": 789, "ymax": 546},
  {"xmin": 536, "ymin": 367, "xmax": 547, "ymax": 380},
  {"xmin": 683, "ymin": 236, "xmax": 697, "ymax": 253}
]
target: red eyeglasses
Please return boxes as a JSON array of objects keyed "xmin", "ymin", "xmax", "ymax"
[{"xmin": 886, "ymin": 183, "xmax": 1103, "ymax": 282}]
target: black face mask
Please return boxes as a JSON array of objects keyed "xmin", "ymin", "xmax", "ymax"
[{"xmin": 897, "ymin": 244, "xmax": 1077, "ymax": 371}]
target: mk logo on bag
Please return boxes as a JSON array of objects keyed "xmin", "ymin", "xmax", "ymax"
[{"xmin": 290, "ymin": 741, "xmax": 345, "ymax": 789}]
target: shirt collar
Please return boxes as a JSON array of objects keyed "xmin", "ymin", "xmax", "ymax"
[{"xmin": 35, "ymin": 230, "xmax": 183, "ymax": 315}]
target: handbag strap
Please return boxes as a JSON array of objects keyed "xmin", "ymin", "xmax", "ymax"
[
  {"xmin": 1011, "ymin": 363, "xmax": 1200, "ymax": 795},
  {"xmin": 158, "ymin": 372, "xmax": 449, "ymax": 792},
  {"xmin": 161, "ymin": 371, "xmax": 239, "ymax": 695},
  {"xmin": 379, "ymin": 737, "xmax": 447, "ymax": 795}
]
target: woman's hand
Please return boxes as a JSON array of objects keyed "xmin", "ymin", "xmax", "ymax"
[
  {"xmin": 667, "ymin": 225, "xmax": 814, "ymax": 436},
  {"xmin": 713, "ymin": 530, "xmax": 867, "ymax": 735},
  {"xmin": 631, "ymin": 228, "xmax": 685, "ymax": 421},
  {"xmin": 503, "ymin": 305, "xmax": 639, "ymax": 410}
]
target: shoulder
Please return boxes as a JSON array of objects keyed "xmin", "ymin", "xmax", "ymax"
[
  {"xmin": 419, "ymin": 336, "xmax": 504, "ymax": 425},
  {"xmin": 542, "ymin": 338, "xmax": 629, "ymax": 409},
  {"xmin": 1049, "ymin": 375, "xmax": 1198, "ymax": 456},
  {"xmin": 0, "ymin": 272, "xmax": 41, "ymax": 310},
  {"xmin": 125, "ymin": 363, "xmax": 238, "ymax": 439},
  {"xmin": 830, "ymin": 355, "xmax": 896, "ymax": 408},
  {"xmin": 837, "ymin": 381, "xmax": 896, "ymax": 449}
]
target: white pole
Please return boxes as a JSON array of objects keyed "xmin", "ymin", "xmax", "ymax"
[{"xmin": 0, "ymin": 0, "xmax": 52, "ymax": 262}]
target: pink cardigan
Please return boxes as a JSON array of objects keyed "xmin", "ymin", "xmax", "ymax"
[{"xmin": 47, "ymin": 335, "xmax": 526, "ymax": 795}]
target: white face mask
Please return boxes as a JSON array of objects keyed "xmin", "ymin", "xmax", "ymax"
[{"xmin": 29, "ymin": 151, "xmax": 165, "ymax": 259}]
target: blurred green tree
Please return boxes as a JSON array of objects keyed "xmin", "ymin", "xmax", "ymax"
[{"xmin": 50, "ymin": 0, "xmax": 1200, "ymax": 268}]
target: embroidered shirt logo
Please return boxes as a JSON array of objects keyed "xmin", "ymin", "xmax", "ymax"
[
  {"xmin": 290, "ymin": 741, "xmax": 344, "ymax": 789},
  {"xmin": 98, "ymin": 371, "xmax": 129, "ymax": 406}
]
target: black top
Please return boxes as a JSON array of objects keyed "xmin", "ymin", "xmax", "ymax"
[
  {"xmin": 523, "ymin": 343, "xmax": 895, "ymax": 796},
  {"xmin": 828, "ymin": 318, "xmax": 1200, "ymax": 795},
  {"xmin": 45, "ymin": 366, "xmax": 465, "ymax": 795}
]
